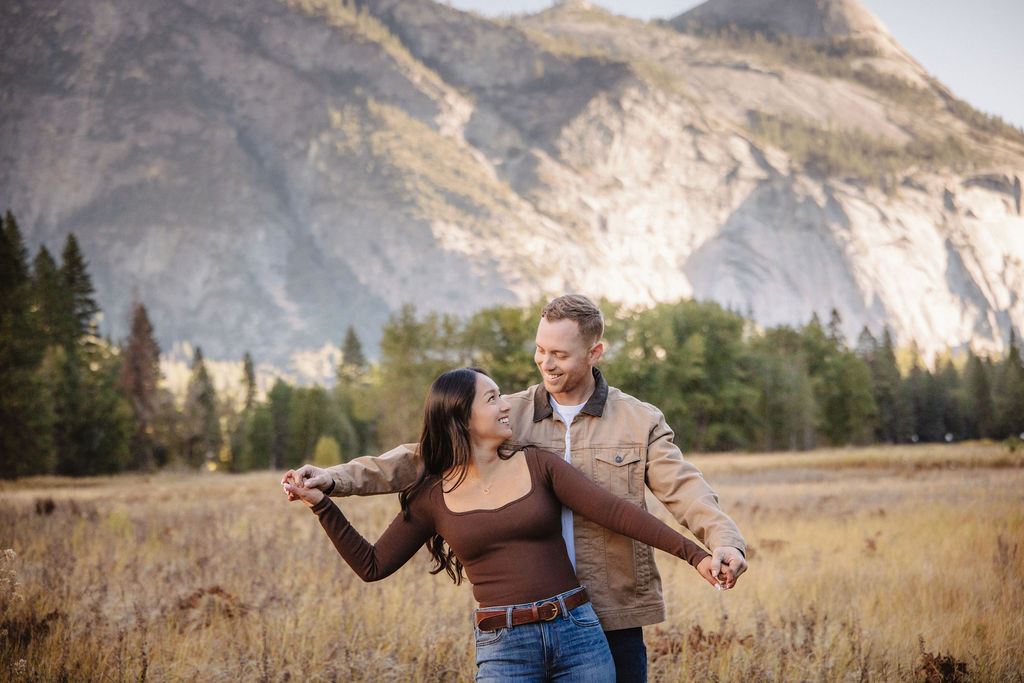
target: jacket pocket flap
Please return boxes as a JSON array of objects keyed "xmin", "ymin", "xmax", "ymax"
[{"xmin": 593, "ymin": 449, "xmax": 641, "ymax": 467}]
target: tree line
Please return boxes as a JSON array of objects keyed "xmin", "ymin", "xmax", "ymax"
[{"xmin": 3, "ymin": 212, "xmax": 1023, "ymax": 478}]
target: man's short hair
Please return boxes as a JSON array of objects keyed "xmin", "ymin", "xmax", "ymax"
[{"xmin": 541, "ymin": 294, "xmax": 604, "ymax": 347}]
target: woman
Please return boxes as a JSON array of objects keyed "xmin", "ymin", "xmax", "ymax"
[{"xmin": 283, "ymin": 368, "xmax": 718, "ymax": 681}]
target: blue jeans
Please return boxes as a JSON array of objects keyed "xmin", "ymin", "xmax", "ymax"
[
  {"xmin": 604, "ymin": 627, "xmax": 647, "ymax": 682},
  {"xmin": 473, "ymin": 587, "xmax": 615, "ymax": 682}
]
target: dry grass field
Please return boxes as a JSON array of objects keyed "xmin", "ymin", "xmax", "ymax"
[{"xmin": 2, "ymin": 443, "xmax": 1022, "ymax": 682}]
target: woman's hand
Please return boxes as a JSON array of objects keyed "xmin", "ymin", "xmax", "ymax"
[
  {"xmin": 282, "ymin": 472, "xmax": 325, "ymax": 508},
  {"xmin": 696, "ymin": 555, "xmax": 723, "ymax": 589}
]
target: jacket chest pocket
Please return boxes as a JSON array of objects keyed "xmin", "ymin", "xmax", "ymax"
[{"xmin": 590, "ymin": 448, "xmax": 643, "ymax": 501}]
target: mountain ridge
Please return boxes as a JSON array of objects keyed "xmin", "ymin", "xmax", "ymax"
[{"xmin": 2, "ymin": 0, "xmax": 1022, "ymax": 379}]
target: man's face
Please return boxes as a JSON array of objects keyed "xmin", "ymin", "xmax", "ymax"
[{"xmin": 534, "ymin": 317, "xmax": 602, "ymax": 404}]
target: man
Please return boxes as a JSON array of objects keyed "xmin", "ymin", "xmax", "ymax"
[{"xmin": 285, "ymin": 294, "xmax": 746, "ymax": 681}]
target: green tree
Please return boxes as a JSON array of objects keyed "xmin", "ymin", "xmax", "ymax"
[
  {"xmin": 229, "ymin": 351, "xmax": 260, "ymax": 472},
  {"xmin": 242, "ymin": 351, "xmax": 257, "ymax": 412},
  {"xmin": 461, "ymin": 305, "xmax": 537, "ymax": 392},
  {"xmin": 75, "ymin": 343, "xmax": 134, "ymax": 474},
  {"xmin": 150, "ymin": 386, "xmax": 184, "ymax": 468},
  {"xmin": 819, "ymin": 350, "xmax": 877, "ymax": 445},
  {"xmin": 59, "ymin": 234, "xmax": 100, "ymax": 345},
  {"xmin": 827, "ymin": 308, "xmax": 847, "ymax": 351},
  {"xmin": 267, "ymin": 379, "xmax": 294, "ymax": 469},
  {"xmin": 0, "ymin": 212, "xmax": 54, "ymax": 477},
  {"xmin": 962, "ymin": 349, "xmax": 995, "ymax": 438},
  {"xmin": 602, "ymin": 301, "xmax": 757, "ymax": 452},
  {"xmin": 335, "ymin": 327, "xmax": 376, "ymax": 458},
  {"xmin": 116, "ymin": 301, "xmax": 162, "ymax": 470},
  {"xmin": 313, "ymin": 435, "xmax": 342, "ymax": 467},
  {"xmin": 30, "ymin": 246, "xmax": 65, "ymax": 346},
  {"xmin": 36, "ymin": 232, "xmax": 130, "ymax": 475},
  {"xmin": 858, "ymin": 327, "xmax": 911, "ymax": 443},
  {"xmin": 184, "ymin": 347, "xmax": 221, "ymax": 468},
  {"xmin": 340, "ymin": 326, "xmax": 367, "ymax": 378},
  {"xmin": 286, "ymin": 386, "xmax": 356, "ymax": 469},
  {"xmin": 994, "ymin": 330, "xmax": 1024, "ymax": 439},
  {"xmin": 901, "ymin": 346, "xmax": 944, "ymax": 442},
  {"xmin": 237, "ymin": 402, "xmax": 274, "ymax": 471},
  {"xmin": 286, "ymin": 386, "xmax": 330, "ymax": 468},
  {"xmin": 935, "ymin": 354, "xmax": 965, "ymax": 440},
  {"xmin": 375, "ymin": 305, "xmax": 466, "ymax": 447},
  {"xmin": 748, "ymin": 326, "xmax": 817, "ymax": 451}
]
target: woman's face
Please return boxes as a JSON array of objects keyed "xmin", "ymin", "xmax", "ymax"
[{"xmin": 468, "ymin": 372, "xmax": 512, "ymax": 444}]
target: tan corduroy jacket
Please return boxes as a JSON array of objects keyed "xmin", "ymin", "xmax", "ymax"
[{"xmin": 324, "ymin": 367, "xmax": 746, "ymax": 632}]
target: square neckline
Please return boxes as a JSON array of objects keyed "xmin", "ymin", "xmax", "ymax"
[{"xmin": 440, "ymin": 448, "xmax": 537, "ymax": 516}]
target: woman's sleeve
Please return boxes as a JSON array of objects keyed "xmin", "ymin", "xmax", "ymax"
[
  {"xmin": 310, "ymin": 496, "xmax": 433, "ymax": 581},
  {"xmin": 538, "ymin": 449, "xmax": 710, "ymax": 567}
]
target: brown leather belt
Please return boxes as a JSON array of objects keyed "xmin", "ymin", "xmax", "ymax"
[{"xmin": 475, "ymin": 588, "xmax": 590, "ymax": 632}]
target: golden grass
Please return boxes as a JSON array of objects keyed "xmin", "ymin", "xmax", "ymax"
[{"xmin": 2, "ymin": 444, "xmax": 1022, "ymax": 681}]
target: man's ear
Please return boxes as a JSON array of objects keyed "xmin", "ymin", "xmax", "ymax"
[{"xmin": 589, "ymin": 341, "xmax": 604, "ymax": 365}]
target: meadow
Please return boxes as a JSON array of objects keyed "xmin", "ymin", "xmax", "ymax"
[{"xmin": 1, "ymin": 443, "xmax": 1022, "ymax": 682}]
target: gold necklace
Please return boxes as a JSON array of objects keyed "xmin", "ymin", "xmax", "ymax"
[{"xmin": 479, "ymin": 469, "xmax": 499, "ymax": 494}]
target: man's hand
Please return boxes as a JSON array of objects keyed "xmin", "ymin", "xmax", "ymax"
[
  {"xmin": 710, "ymin": 546, "xmax": 747, "ymax": 590},
  {"xmin": 281, "ymin": 471, "xmax": 325, "ymax": 508},
  {"xmin": 280, "ymin": 464, "xmax": 332, "ymax": 502}
]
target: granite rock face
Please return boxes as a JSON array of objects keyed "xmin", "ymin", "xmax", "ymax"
[{"xmin": 2, "ymin": 0, "xmax": 1022, "ymax": 373}]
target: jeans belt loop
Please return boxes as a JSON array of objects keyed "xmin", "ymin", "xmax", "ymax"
[
  {"xmin": 556, "ymin": 593, "xmax": 569, "ymax": 621},
  {"xmin": 505, "ymin": 606, "xmax": 514, "ymax": 630}
]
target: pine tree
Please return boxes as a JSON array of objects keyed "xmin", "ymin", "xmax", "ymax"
[
  {"xmin": 963, "ymin": 350, "xmax": 995, "ymax": 438},
  {"xmin": 242, "ymin": 351, "xmax": 256, "ymax": 412},
  {"xmin": 748, "ymin": 326, "xmax": 817, "ymax": 451},
  {"xmin": 30, "ymin": 246, "xmax": 64, "ymax": 346},
  {"xmin": 117, "ymin": 301, "xmax": 162, "ymax": 470},
  {"xmin": 286, "ymin": 386, "xmax": 356, "ymax": 469},
  {"xmin": 239, "ymin": 404, "xmax": 274, "ymax": 472},
  {"xmin": 820, "ymin": 350, "xmax": 877, "ymax": 445},
  {"xmin": 229, "ymin": 351, "xmax": 259, "ymax": 472},
  {"xmin": 73, "ymin": 342, "xmax": 133, "ymax": 474},
  {"xmin": 935, "ymin": 355, "xmax": 964, "ymax": 440},
  {"xmin": 860, "ymin": 327, "xmax": 909, "ymax": 443},
  {"xmin": 184, "ymin": 347, "xmax": 222, "ymax": 469},
  {"xmin": 0, "ymin": 212, "xmax": 55, "ymax": 477},
  {"xmin": 994, "ymin": 330, "xmax": 1024, "ymax": 439},
  {"xmin": 334, "ymin": 327, "xmax": 377, "ymax": 457},
  {"xmin": 827, "ymin": 308, "xmax": 847, "ymax": 351},
  {"xmin": 35, "ymin": 232, "xmax": 132, "ymax": 475},
  {"xmin": 59, "ymin": 234, "xmax": 100, "ymax": 345},
  {"xmin": 267, "ymin": 379, "xmax": 294, "ymax": 469},
  {"xmin": 340, "ymin": 326, "xmax": 366, "ymax": 376}
]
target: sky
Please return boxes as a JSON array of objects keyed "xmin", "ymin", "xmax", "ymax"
[{"xmin": 444, "ymin": 0, "xmax": 1024, "ymax": 130}]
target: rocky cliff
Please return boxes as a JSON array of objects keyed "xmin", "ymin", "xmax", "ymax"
[{"xmin": 2, "ymin": 0, "xmax": 1022, "ymax": 377}]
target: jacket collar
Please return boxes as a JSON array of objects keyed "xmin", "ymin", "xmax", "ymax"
[{"xmin": 532, "ymin": 367, "xmax": 608, "ymax": 422}]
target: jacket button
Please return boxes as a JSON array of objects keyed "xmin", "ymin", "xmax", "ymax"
[{"xmin": 615, "ymin": 456, "xmax": 623, "ymax": 463}]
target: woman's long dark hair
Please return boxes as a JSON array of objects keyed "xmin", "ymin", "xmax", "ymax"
[{"xmin": 399, "ymin": 367, "xmax": 509, "ymax": 584}]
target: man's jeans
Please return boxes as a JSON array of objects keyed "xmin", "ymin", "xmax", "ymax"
[
  {"xmin": 604, "ymin": 627, "xmax": 647, "ymax": 682},
  {"xmin": 473, "ymin": 587, "xmax": 615, "ymax": 681}
]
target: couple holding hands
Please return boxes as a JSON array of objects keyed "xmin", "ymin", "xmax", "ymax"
[{"xmin": 283, "ymin": 295, "xmax": 746, "ymax": 682}]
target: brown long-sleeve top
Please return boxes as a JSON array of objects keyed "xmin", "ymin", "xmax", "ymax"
[{"xmin": 311, "ymin": 446, "xmax": 710, "ymax": 608}]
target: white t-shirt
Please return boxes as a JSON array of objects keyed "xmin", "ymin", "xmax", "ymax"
[{"xmin": 550, "ymin": 397, "xmax": 586, "ymax": 570}]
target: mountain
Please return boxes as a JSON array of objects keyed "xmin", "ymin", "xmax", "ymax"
[{"xmin": 2, "ymin": 0, "xmax": 1022, "ymax": 377}]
